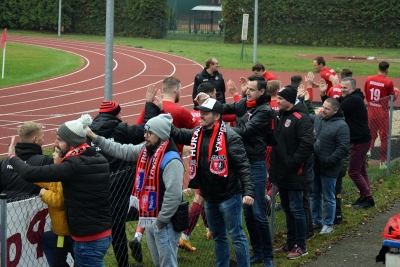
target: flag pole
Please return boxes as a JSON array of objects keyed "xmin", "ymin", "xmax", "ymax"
[{"xmin": 1, "ymin": 42, "xmax": 5, "ymax": 79}]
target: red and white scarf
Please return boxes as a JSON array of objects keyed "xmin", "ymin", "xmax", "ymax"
[
  {"xmin": 189, "ymin": 121, "xmax": 228, "ymax": 179},
  {"xmin": 130, "ymin": 140, "xmax": 169, "ymax": 228},
  {"xmin": 59, "ymin": 143, "xmax": 90, "ymax": 163}
]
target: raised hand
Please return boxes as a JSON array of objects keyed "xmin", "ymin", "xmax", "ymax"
[
  {"xmin": 227, "ymin": 79, "xmax": 239, "ymax": 96},
  {"xmin": 305, "ymin": 72, "xmax": 314, "ymax": 88},
  {"xmin": 194, "ymin": 92, "xmax": 210, "ymax": 106},
  {"xmin": 319, "ymin": 78, "xmax": 328, "ymax": 95},
  {"xmin": 239, "ymin": 77, "xmax": 248, "ymax": 95},
  {"xmin": 8, "ymin": 136, "xmax": 16, "ymax": 158},
  {"xmin": 155, "ymin": 88, "xmax": 163, "ymax": 110},
  {"xmin": 145, "ymin": 84, "xmax": 157, "ymax": 103}
]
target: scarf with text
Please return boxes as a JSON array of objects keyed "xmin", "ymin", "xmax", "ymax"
[
  {"xmin": 189, "ymin": 121, "xmax": 228, "ymax": 180},
  {"xmin": 59, "ymin": 143, "xmax": 90, "ymax": 163},
  {"xmin": 130, "ymin": 140, "xmax": 169, "ymax": 228}
]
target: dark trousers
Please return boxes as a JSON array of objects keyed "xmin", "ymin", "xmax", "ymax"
[
  {"xmin": 303, "ymin": 181, "xmax": 313, "ymax": 233},
  {"xmin": 41, "ymin": 231, "xmax": 73, "ymax": 267},
  {"xmin": 335, "ymin": 154, "xmax": 349, "ymax": 216}
]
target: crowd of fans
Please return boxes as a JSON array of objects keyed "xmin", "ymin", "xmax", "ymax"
[{"xmin": 1, "ymin": 56, "xmax": 399, "ymax": 267}]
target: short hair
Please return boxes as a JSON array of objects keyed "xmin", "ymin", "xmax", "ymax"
[
  {"xmin": 205, "ymin": 58, "xmax": 216, "ymax": 69},
  {"xmin": 162, "ymin": 76, "xmax": 181, "ymax": 93},
  {"xmin": 267, "ymin": 80, "xmax": 281, "ymax": 94},
  {"xmin": 197, "ymin": 82, "xmax": 215, "ymax": 95},
  {"xmin": 252, "ymin": 63, "xmax": 265, "ymax": 72},
  {"xmin": 18, "ymin": 122, "xmax": 43, "ymax": 143},
  {"xmin": 314, "ymin": 56, "xmax": 326, "ymax": 66},
  {"xmin": 290, "ymin": 75, "xmax": 302, "ymax": 86},
  {"xmin": 379, "ymin": 61, "xmax": 390, "ymax": 72},
  {"xmin": 324, "ymin": 98, "xmax": 340, "ymax": 111},
  {"xmin": 340, "ymin": 68, "xmax": 353, "ymax": 79},
  {"xmin": 342, "ymin": 77, "xmax": 356, "ymax": 88},
  {"xmin": 248, "ymin": 75, "xmax": 267, "ymax": 92}
]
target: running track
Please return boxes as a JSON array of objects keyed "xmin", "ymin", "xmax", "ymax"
[{"xmin": 1, "ymin": 36, "xmax": 399, "ymax": 156}]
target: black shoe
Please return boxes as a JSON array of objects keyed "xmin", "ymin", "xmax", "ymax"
[
  {"xmin": 333, "ymin": 215, "xmax": 343, "ymax": 225},
  {"xmin": 129, "ymin": 237, "xmax": 143, "ymax": 263},
  {"xmin": 355, "ymin": 197, "xmax": 375, "ymax": 209},
  {"xmin": 250, "ymin": 255, "xmax": 263, "ymax": 265},
  {"xmin": 313, "ymin": 222, "xmax": 322, "ymax": 230},
  {"xmin": 351, "ymin": 197, "xmax": 363, "ymax": 207}
]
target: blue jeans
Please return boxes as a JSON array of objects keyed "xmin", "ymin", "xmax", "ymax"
[
  {"xmin": 243, "ymin": 161, "xmax": 273, "ymax": 260},
  {"xmin": 73, "ymin": 235, "xmax": 111, "ymax": 267},
  {"xmin": 204, "ymin": 193, "xmax": 250, "ymax": 267},
  {"xmin": 41, "ymin": 231, "xmax": 73, "ymax": 267},
  {"xmin": 312, "ymin": 173, "xmax": 337, "ymax": 226},
  {"xmin": 146, "ymin": 221, "xmax": 180, "ymax": 267},
  {"xmin": 279, "ymin": 187, "xmax": 307, "ymax": 249}
]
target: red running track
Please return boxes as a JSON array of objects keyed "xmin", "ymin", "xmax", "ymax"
[{"xmin": 0, "ymin": 36, "xmax": 204, "ymax": 156}]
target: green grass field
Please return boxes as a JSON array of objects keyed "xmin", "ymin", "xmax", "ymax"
[{"xmin": 0, "ymin": 42, "xmax": 83, "ymax": 88}]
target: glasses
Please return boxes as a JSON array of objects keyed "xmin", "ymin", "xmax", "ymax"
[{"xmin": 144, "ymin": 130, "xmax": 153, "ymax": 136}]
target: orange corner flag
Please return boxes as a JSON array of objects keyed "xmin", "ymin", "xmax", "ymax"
[{"xmin": 0, "ymin": 28, "xmax": 7, "ymax": 49}]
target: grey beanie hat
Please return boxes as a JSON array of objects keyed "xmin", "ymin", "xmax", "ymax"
[
  {"xmin": 57, "ymin": 114, "xmax": 93, "ymax": 147},
  {"xmin": 144, "ymin": 114, "xmax": 173, "ymax": 140}
]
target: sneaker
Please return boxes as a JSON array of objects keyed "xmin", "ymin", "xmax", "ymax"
[
  {"xmin": 287, "ymin": 245, "xmax": 308, "ymax": 260},
  {"xmin": 265, "ymin": 195, "xmax": 272, "ymax": 217},
  {"xmin": 333, "ymin": 215, "xmax": 343, "ymax": 225},
  {"xmin": 320, "ymin": 225, "xmax": 334, "ymax": 235},
  {"xmin": 206, "ymin": 230, "xmax": 213, "ymax": 240},
  {"xmin": 366, "ymin": 151, "xmax": 371, "ymax": 167},
  {"xmin": 250, "ymin": 255, "xmax": 263, "ymax": 265},
  {"xmin": 274, "ymin": 243, "xmax": 290, "ymax": 253},
  {"xmin": 355, "ymin": 197, "xmax": 376, "ymax": 209},
  {"xmin": 351, "ymin": 197, "xmax": 364, "ymax": 207},
  {"xmin": 264, "ymin": 258, "xmax": 275, "ymax": 267},
  {"xmin": 312, "ymin": 222, "xmax": 323, "ymax": 230},
  {"xmin": 178, "ymin": 237, "xmax": 197, "ymax": 251},
  {"xmin": 380, "ymin": 162, "xmax": 387, "ymax": 170},
  {"xmin": 306, "ymin": 231, "xmax": 315, "ymax": 240},
  {"xmin": 129, "ymin": 237, "xmax": 143, "ymax": 263}
]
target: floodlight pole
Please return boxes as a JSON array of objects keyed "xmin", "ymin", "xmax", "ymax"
[
  {"xmin": 253, "ymin": 0, "xmax": 258, "ymax": 63},
  {"xmin": 104, "ymin": 0, "xmax": 114, "ymax": 100},
  {"xmin": 58, "ymin": 0, "xmax": 62, "ymax": 37}
]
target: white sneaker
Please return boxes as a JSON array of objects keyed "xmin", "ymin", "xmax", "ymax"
[{"xmin": 320, "ymin": 225, "xmax": 334, "ymax": 235}]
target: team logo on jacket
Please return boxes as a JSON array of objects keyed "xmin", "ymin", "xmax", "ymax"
[
  {"xmin": 285, "ymin": 119, "xmax": 291, "ymax": 127},
  {"xmin": 215, "ymin": 76, "xmax": 219, "ymax": 80},
  {"xmin": 210, "ymin": 155, "xmax": 227, "ymax": 175}
]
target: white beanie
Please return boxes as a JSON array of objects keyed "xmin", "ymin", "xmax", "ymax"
[
  {"xmin": 145, "ymin": 114, "xmax": 173, "ymax": 140},
  {"xmin": 57, "ymin": 114, "xmax": 92, "ymax": 147}
]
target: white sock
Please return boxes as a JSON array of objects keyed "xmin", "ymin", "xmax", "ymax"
[
  {"xmin": 134, "ymin": 232, "xmax": 143, "ymax": 243},
  {"xmin": 380, "ymin": 162, "xmax": 386, "ymax": 166},
  {"xmin": 206, "ymin": 228, "xmax": 210, "ymax": 232},
  {"xmin": 181, "ymin": 233, "xmax": 189, "ymax": 241}
]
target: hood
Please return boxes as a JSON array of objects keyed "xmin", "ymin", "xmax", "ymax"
[
  {"xmin": 293, "ymin": 101, "xmax": 309, "ymax": 114},
  {"xmin": 350, "ymin": 88, "xmax": 365, "ymax": 100},
  {"xmin": 15, "ymin": 143, "xmax": 43, "ymax": 161},
  {"xmin": 91, "ymin": 113, "xmax": 121, "ymax": 138}
]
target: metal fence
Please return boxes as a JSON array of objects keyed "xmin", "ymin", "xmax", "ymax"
[{"xmin": 0, "ymin": 94, "xmax": 399, "ymax": 266}]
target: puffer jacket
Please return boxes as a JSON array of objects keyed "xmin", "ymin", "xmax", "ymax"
[
  {"xmin": 36, "ymin": 181, "xmax": 69, "ymax": 236},
  {"xmin": 270, "ymin": 102, "xmax": 314, "ymax": 190},
  {"xmin": 312, "ymin": 109, "xmax": 350, "ymax": 178},
  {"xmin": 170, "ymin": 124, "xmax": 254, "ymax": 202},
  {"xmin": 10, "ymin": 147, "xmax": 112, "ymax": 237},
  {"xmin": 223, "ymin": 97, "xmax": 272, "ymax": 162}
]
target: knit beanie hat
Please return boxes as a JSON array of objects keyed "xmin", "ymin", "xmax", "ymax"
[
  {"xmin": 99, "ymin": 100, "xmax": 121, "ymax": 116},
  {"xmin": 144, "ymin": 114, "xmax": 173, "ymax": 141},
  {"xmin": 278, "ymin": 86, "xmax": 298, "ymax": 104},
  {"xmin": 57, "ymin": 114, "xmax": 93, "ymax": 147}
]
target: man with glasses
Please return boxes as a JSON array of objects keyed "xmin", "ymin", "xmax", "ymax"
[{"xmin": 192, "ymin": 58, "xmax": 226, "ymax": 106}]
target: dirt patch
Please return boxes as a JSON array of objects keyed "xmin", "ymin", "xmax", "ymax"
[{"xmin": 298, "ymin": 54, "xmax": 400, "ymax": 63}]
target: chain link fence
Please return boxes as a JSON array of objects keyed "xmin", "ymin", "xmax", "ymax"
[{"xmin": 0, "ymin": 95, "xmax": 399, "ymax": 266}]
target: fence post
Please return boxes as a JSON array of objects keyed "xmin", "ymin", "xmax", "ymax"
[
  {"xmin": 270, "ymin": 184, "xmax": 276, "ymax": 243},
  {"xmin": 386, "ymin": 93, "xmax": 394, "ymax": 175},
  {"xmin": 0, "ymin": 193, "xmax": 7, "ymax": 267}
]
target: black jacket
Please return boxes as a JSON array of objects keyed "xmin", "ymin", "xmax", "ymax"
[
  {"xmin": 171, "ymin": 125, "xmax": 254, "ymax": 202},
  {"xmin": 193, "ymin": 68, "xmax": 226, "ymax": 106},
  {"xmin": 270, "ymin": 103, "xmax": 314, "ymax": 190},
  {"xmin": 323, "ymin": 89, "xmax": 371, "ymax": 144},
  {"xmin": 0, "ymin": 143, "xmax": 53, "ymax": 201},
  {"xmin": 311, "ymin": 109, "xmax": 350, "ymax": 177},
  {"xmin": 10, "ymin": 147, "xmax": 112, "ymax": 237},
  {"xmin": 87, "ymin": 102, "xmax": 159, "ymax": 220},
  {"xmin": 223, "ymin": 97, "xmax": 272, "ymax": 162}
]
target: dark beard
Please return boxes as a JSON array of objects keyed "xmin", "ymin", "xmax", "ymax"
[
  {"xmin": 57, "ymin": 145, "xmax": 70, "ymax": 158},
  {"xmin": 145, "ymin": 139, "xmax": 162, "ymax": 156}
]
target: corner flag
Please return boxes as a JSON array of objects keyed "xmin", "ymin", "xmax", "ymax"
[{"xmin": 1, "ymin": 28, "xmax": 6, "ymax": 79}]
